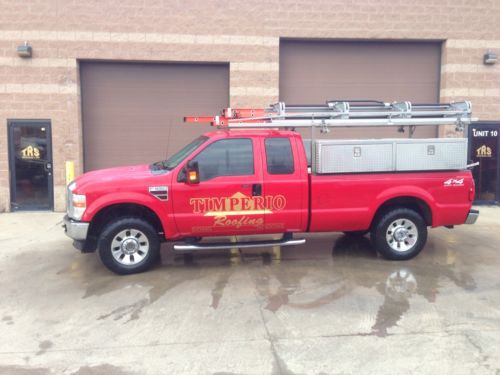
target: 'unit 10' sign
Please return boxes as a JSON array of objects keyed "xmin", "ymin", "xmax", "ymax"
[{"xmin": 472, "ymin": 129, "xmax": 498, "ymax": 137}]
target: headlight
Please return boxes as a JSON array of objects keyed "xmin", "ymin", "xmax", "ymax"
[
  {"xmin": 71, "ymin": 194, "xmax": 86, "ymax": 220},
  {"xmin": 67, "ymin": 181, "xmax": 86, "ymax": 220}
]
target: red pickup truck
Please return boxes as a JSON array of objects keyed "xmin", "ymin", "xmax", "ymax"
[{"xmin": 64, "ymin": 128, "xmax": 478, "ymax": 275}]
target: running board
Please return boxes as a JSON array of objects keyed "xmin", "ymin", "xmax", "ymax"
[{"xmin": 173, "ymin": 238, "xmax": 306, "ymax": 252}]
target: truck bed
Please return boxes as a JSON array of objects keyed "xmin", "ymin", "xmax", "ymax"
[{"xmin": 308, "ymin": 170, "xmax": 473, "ymax": 232}]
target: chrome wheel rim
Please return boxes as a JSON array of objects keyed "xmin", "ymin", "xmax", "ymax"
[
  {"xmin": 111, "ymin": 228, "xmax": 149, "ymax": 265},
  {"xmin": 385, "ymin": 218, "xmax": 418, "ymax": 252}
]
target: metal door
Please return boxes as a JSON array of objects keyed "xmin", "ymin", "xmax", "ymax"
[
  {"xmin": 280, "ymin": 40, "xmax": 441, "ymax": 139},
  {"xmin": 8, "ymin": 120, "xmax": 53, "ymax": 210},
  {"xmin": 80, "ymin": 61, "xmax": 229, "ymax": 171}
]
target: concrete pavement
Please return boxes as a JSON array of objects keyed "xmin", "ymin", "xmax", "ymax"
[{"xmin": 0, "ymin": 207, "xmax": 499, "ymax": 374}]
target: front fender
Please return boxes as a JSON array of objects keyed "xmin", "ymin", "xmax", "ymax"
[{"xmin": 82, "ymin": 192, "xmax": 169, "ymax": 232}]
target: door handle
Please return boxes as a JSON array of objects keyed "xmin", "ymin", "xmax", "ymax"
[{"xmin": 252, "ymin": 183, "xmax": 262, "ymax": 196}]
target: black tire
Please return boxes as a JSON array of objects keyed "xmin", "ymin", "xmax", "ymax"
[
  {"xmin": 371, "ymin": 208, "xmax": 427, "ymax": 260},
  {"xmin": 343, "ymin": 230, "xmax": 369, "ymax": 237},
  {"xmin": 97, "ymin": 217, "xmax": 160, "ymax": 275}
]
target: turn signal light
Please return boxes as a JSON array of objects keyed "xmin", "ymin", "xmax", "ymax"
[
  {"xmin": 188, "ymin": 170, "xmax": 198, "ymax": 182},
  {"xmin": 73, "ymin": 194, "xmax": 86, "ymax": 208},
  {"xmin": 71, "ymin": 194, "xmax": 87, "ymax": 220}
]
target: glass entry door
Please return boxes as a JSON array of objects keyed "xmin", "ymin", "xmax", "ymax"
[
  {"xmin": 8, "ymin": 120, "xmax": 53, "ymax": 210},
  {"xmin": 469, "ymin": 122, "xmax": 499, "ymax": 204}
]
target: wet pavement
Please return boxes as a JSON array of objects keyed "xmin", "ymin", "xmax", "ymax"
[{"xmin": 0, "ymin": 208, "xmax": 499, "ymax": 374}]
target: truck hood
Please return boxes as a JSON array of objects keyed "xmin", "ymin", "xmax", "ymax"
[{"xmin": 74, "ymin": 164, "xmax": 163, "ymax": 193}]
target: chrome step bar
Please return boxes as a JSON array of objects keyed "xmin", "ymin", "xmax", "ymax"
[{"xmin": 173, "ymin": 238, "xmax": 306, "ymax": 252}]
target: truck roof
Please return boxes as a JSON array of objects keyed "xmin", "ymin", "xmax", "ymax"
[{"xmin": 203, "ymin": 129, "xmax": 298, "ymax": 138}]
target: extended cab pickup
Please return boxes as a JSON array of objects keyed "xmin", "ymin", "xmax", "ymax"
[{"xmin": 64, "ymin": 129, "xmax": 479, "ymax": 274}]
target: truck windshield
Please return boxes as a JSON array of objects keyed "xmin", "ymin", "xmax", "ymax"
[{"xmin": 150, "ymin": 136, "xmax": 208, "ymax": 171}]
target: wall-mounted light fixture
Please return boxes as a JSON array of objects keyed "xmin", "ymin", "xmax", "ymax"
[
  {"xmin": 484, "ymin": 50, "xmax": 497, "ymax": 65},
  {"xmin": 17, "ymin": 41, "xmax": 32, "ymax": 58}
]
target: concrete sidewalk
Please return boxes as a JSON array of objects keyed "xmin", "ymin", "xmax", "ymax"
[{"xmin": 0, "ymin": 208, "xmax": 499, "ymax": 374}]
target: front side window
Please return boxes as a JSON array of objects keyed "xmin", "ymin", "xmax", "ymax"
[
  {"xmin": 193, "ymin": 138, "xmax": 254, "ymax": 181},
  {"xmin": 265, "ymin": 137, "xmax": 294, "ymax": 174}
]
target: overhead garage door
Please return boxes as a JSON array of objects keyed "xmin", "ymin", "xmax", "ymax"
[
  {"xmin": 80, "ymin": 62, "xmax": 229, "ymax": 171},
  {"xmin": 280, "ymin": 40, "xmax": 441, "ymax": 139}
]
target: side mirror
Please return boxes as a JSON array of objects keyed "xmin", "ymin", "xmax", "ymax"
[{"xmin": 185, "ymin": 160, "xmax": 200, "ymax": 184}]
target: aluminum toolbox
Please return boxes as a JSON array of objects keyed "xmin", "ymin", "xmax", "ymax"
[{"xmin": 313, "ymin": 138, "xmax": 468, "ymax": 174}]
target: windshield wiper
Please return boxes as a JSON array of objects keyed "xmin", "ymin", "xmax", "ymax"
[
  {"xmin": 162, "ymin": 161, "xmax": 176, "ymax": 170},
  {"xmin": 150, "ymin": 161, "xmax": 167, "ymax": 171}
]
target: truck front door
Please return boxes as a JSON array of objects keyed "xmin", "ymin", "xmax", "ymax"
[{"xmin": 172, "ymin": 137, "xmax": 265, "ymax": 237}]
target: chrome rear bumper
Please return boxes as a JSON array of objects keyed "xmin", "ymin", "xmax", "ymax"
[
  {"xmin": 63, "ymin": 215, "xmax": 89, "ymax": 240},
  {"xmin": 465, "ymin": 209, "xmax": 479, "ymax": 224}
]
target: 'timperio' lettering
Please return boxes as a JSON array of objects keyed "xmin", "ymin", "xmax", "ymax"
[{"xmin": 189, "ymin": 192, "xmax": 286, "ymax": 216}]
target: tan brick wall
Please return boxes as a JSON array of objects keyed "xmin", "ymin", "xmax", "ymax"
[{"xmin": 0, "ymin": 0, "xmax": 499, "ymax": 211}]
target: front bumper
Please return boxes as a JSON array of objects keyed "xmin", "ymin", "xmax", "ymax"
[
  {"xmin": 465, "ymin": 209, "xmax": 479, "ymax": 224},
  {"xmin": 63, "ymin": 214, "xmax": 89, "ymax": 240}
]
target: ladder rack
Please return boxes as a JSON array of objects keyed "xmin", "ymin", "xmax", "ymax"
[{"xmin": 185, "ymin": 100, "xmax": 475, "ymax": 132}]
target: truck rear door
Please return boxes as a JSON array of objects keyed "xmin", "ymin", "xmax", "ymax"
[
  {"xmin": 171, "ymin": 137, "xmax": 265, "ymax": 237},
  {"xmin": 261, "ymin": 135, "xmax": 308, "ymax": 233}
]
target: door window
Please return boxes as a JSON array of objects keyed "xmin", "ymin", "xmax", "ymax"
[
  {"xmin": 192, "ymin": 138, "xmax": 254, "ymax": 181},
  {"xmin": 265, "ymin": 138, "xmax": 294, "ymax": 174}
]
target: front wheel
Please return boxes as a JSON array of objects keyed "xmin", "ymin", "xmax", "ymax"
[
  {"xmin": 371, "ymin": 208, "xmax": 427, "ymax": 260},
  {"xmin": 98, "ymin": 217, "xmax": 160, "ymax": 275}
]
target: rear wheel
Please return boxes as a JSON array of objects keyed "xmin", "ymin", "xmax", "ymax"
[
  {"xmin": 98, "ymin": 217, "xmax": 160, "ymax": 275},
  {"xmin": 371, "ymin": 208, "xmax": 427, "ymax": 260}
]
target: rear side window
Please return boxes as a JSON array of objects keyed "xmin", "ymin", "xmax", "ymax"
[
  {"xmin": 193, "ymin": 138, "xmax": 254, "ymax": 181},
  {"xmin": 265, "ymin": 138, "xmax": 294, "ymax": 175}
]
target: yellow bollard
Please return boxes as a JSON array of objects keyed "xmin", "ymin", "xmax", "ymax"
[{"xmin": 65, "ymin": 161, "xmax": 75, "ymax": 185}]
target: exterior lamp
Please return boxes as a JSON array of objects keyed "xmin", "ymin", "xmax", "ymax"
[
  {"xmin": 17, "ymin": 41, "xmax": 32, "ymax": 58},
  {"xmin": 483, "ymin": 50, "xmax": 497, "ymax": 65}
]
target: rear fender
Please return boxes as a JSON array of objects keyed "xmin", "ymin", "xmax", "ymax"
[{"xmin": 371, "ymin": 186, "xmax": 436, "ymax": 226}]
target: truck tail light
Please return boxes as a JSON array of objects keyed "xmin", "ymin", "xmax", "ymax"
[
  {"xmin": 468, "ymin": 188, "xmax": 474, "ymax": 202},
  {"xmin": 469, "ymin": 180, "xmax": 475, "ymax": 202}
]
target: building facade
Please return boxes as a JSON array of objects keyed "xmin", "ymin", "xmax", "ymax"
[{"xmin": 0, "ymin": 0, "xmax": 499, "ymax": 212}]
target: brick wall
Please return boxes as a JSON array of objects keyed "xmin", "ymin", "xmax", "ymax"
[{"xmin": 0, "ymin": 0, "xmax": 499, "ymax": 211}]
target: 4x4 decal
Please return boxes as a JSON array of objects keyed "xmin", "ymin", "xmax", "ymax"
[{"xmin": 443, "ymin": 178, "xmax": 464, "ymax": 187}]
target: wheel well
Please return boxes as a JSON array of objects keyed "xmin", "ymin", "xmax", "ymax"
[
  {"xmin": 86, "ymin": 204, "xmax": 164, "ymax": 249},
  {"xmin": 372, "ymin": 196, "xmax": 432, "ymax": 228}
]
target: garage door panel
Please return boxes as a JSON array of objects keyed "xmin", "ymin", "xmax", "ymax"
[
  {"xmin": 280, "ymin": 40, "xmax": 441, "ymax": 139},
  {"xmin": 81, "ymin": 62, "xmax": 228, "ymax": 171}
]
